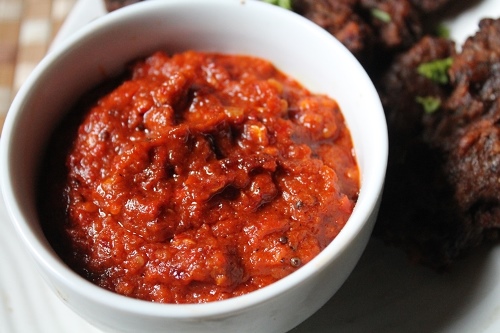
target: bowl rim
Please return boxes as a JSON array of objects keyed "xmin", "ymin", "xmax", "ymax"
[{"xmin": 0, "ymin": 0, "xmax": 388, "ymax": 319}]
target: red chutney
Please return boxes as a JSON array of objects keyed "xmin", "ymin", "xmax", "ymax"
[{"xmin": 40, "ymin": 51, "xmax": 359, "ymax": 304}]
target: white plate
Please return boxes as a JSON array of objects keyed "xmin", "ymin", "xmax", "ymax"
[{"xmin": 1, "ymin": 0, "xmax": 500, "ymax": 332}]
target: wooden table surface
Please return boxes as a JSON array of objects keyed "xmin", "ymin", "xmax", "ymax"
[{"xmin": 0, "ymin": 0, "xmax": 77, "ymax": 131}]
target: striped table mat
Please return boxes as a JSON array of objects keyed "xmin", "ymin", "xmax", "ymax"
[{"xmin": 0, "ymin": 0, "xmax": 77, "ymax": 132}]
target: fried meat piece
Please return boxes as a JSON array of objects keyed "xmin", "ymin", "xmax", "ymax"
[
  {"xmin": 375, "ymin": 36, "xmax": 462, "ymax": 269},
  {"xmin": 430, "ymin": 19, "xmax": 500, "ymax": 232},
  {"xmin": 376, "ymin": 19, "xmax": 500, "ymax": 269},
  {"xmin": 293, "ymin": 0, "xmax": 422, "ymax": 69},
  {"xmin": 360, "ymin": 0, "xmax": 422, "ymax": 51},
  {"xmin": 293, "ymin": 0, "xmax": 375, "ymax": 63},
  {"xmin": 379, "ymin": 36, "xmax": 455, "ymax": 140}
]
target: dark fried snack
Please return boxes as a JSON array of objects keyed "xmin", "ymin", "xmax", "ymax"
[
  {"xmin": 360, "ymin": 0, "xmax": 422, "ymax": 51},
  {"xmin": 293, "ymin": 0, "xmax": 422, "ymax": 72},
  {"xmin": 429, "ymin": 18, "xmax": 500, "ymax": 234},
  {"xmin": 375, "ymin": 19, "xmax": 500, "ymax": 269},
  {"xmin": 293, "ymin": 0, "xmax": 375, "ymax": 64}
]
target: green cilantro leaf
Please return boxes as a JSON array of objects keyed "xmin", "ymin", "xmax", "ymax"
[
  {"xmin": 371, "ymin": 8, "xmax": 391, "ymax": 23},
  {"xmin": 416, "ymin": 96, "xmax": 441, "ymax": 114},
  {"xmin": 417, "ymin": 57, "xmax": 453, "ymax": 85},
  {"xmin": 435, "ymin": 24, "xmax": 450, "ymax": 39},
  {"xmin": 263, "ymin": 0, "xmax": 292, "ymax": 10}
]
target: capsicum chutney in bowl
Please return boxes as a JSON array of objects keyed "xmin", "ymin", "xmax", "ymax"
[
  {"xmin": 1, "ymin": 1, "xmax": 387, "ymax": 331},
  {"xmin": 39, "ymin": 50, "xmax": 359, "ymax": 304}
]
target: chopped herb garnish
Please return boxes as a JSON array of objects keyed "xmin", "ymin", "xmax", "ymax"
[
  {"xmin": 416, "ymin": 96, "xmax": 441, "ymax": 113},
  {"xmin": 263, "ymin": 0, "xmax": 292, "ymax": 10},
  {"xmin": 435, "ymin": 24, "xmax": 450, "ymax": 39},
  {"xmin": 417, "ymin": 57, "xmax": 453, "ymax": 85},
  {"xmin": 371, "ymin": 8, "xmax": 391, "ymax": 23}
]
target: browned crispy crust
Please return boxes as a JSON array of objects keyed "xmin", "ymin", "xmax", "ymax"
[
  {"xmin": 293, "ymin": 0, "xmax": 422, "ymax": 68},
  {"xmin": 429, "ymin": 19, "xmax": 500, "ymax": 233},
  {"xmin": 375, "ymin": 19, "xmax": 500, "ymax": 269}
]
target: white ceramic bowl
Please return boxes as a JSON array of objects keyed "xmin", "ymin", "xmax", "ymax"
[{"xmin": 0, "ymin": 1, "xmax": 387, "ymax": 332}]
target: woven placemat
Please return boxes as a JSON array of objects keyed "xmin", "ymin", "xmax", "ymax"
[{"xmin": 0, "ymin": 0, "xmax": 77, "ymax": 132}]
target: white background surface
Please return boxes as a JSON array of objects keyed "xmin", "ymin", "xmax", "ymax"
[{"xmin": 2, "ymin": 0, "xmax": 500, "ymax": 332}]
